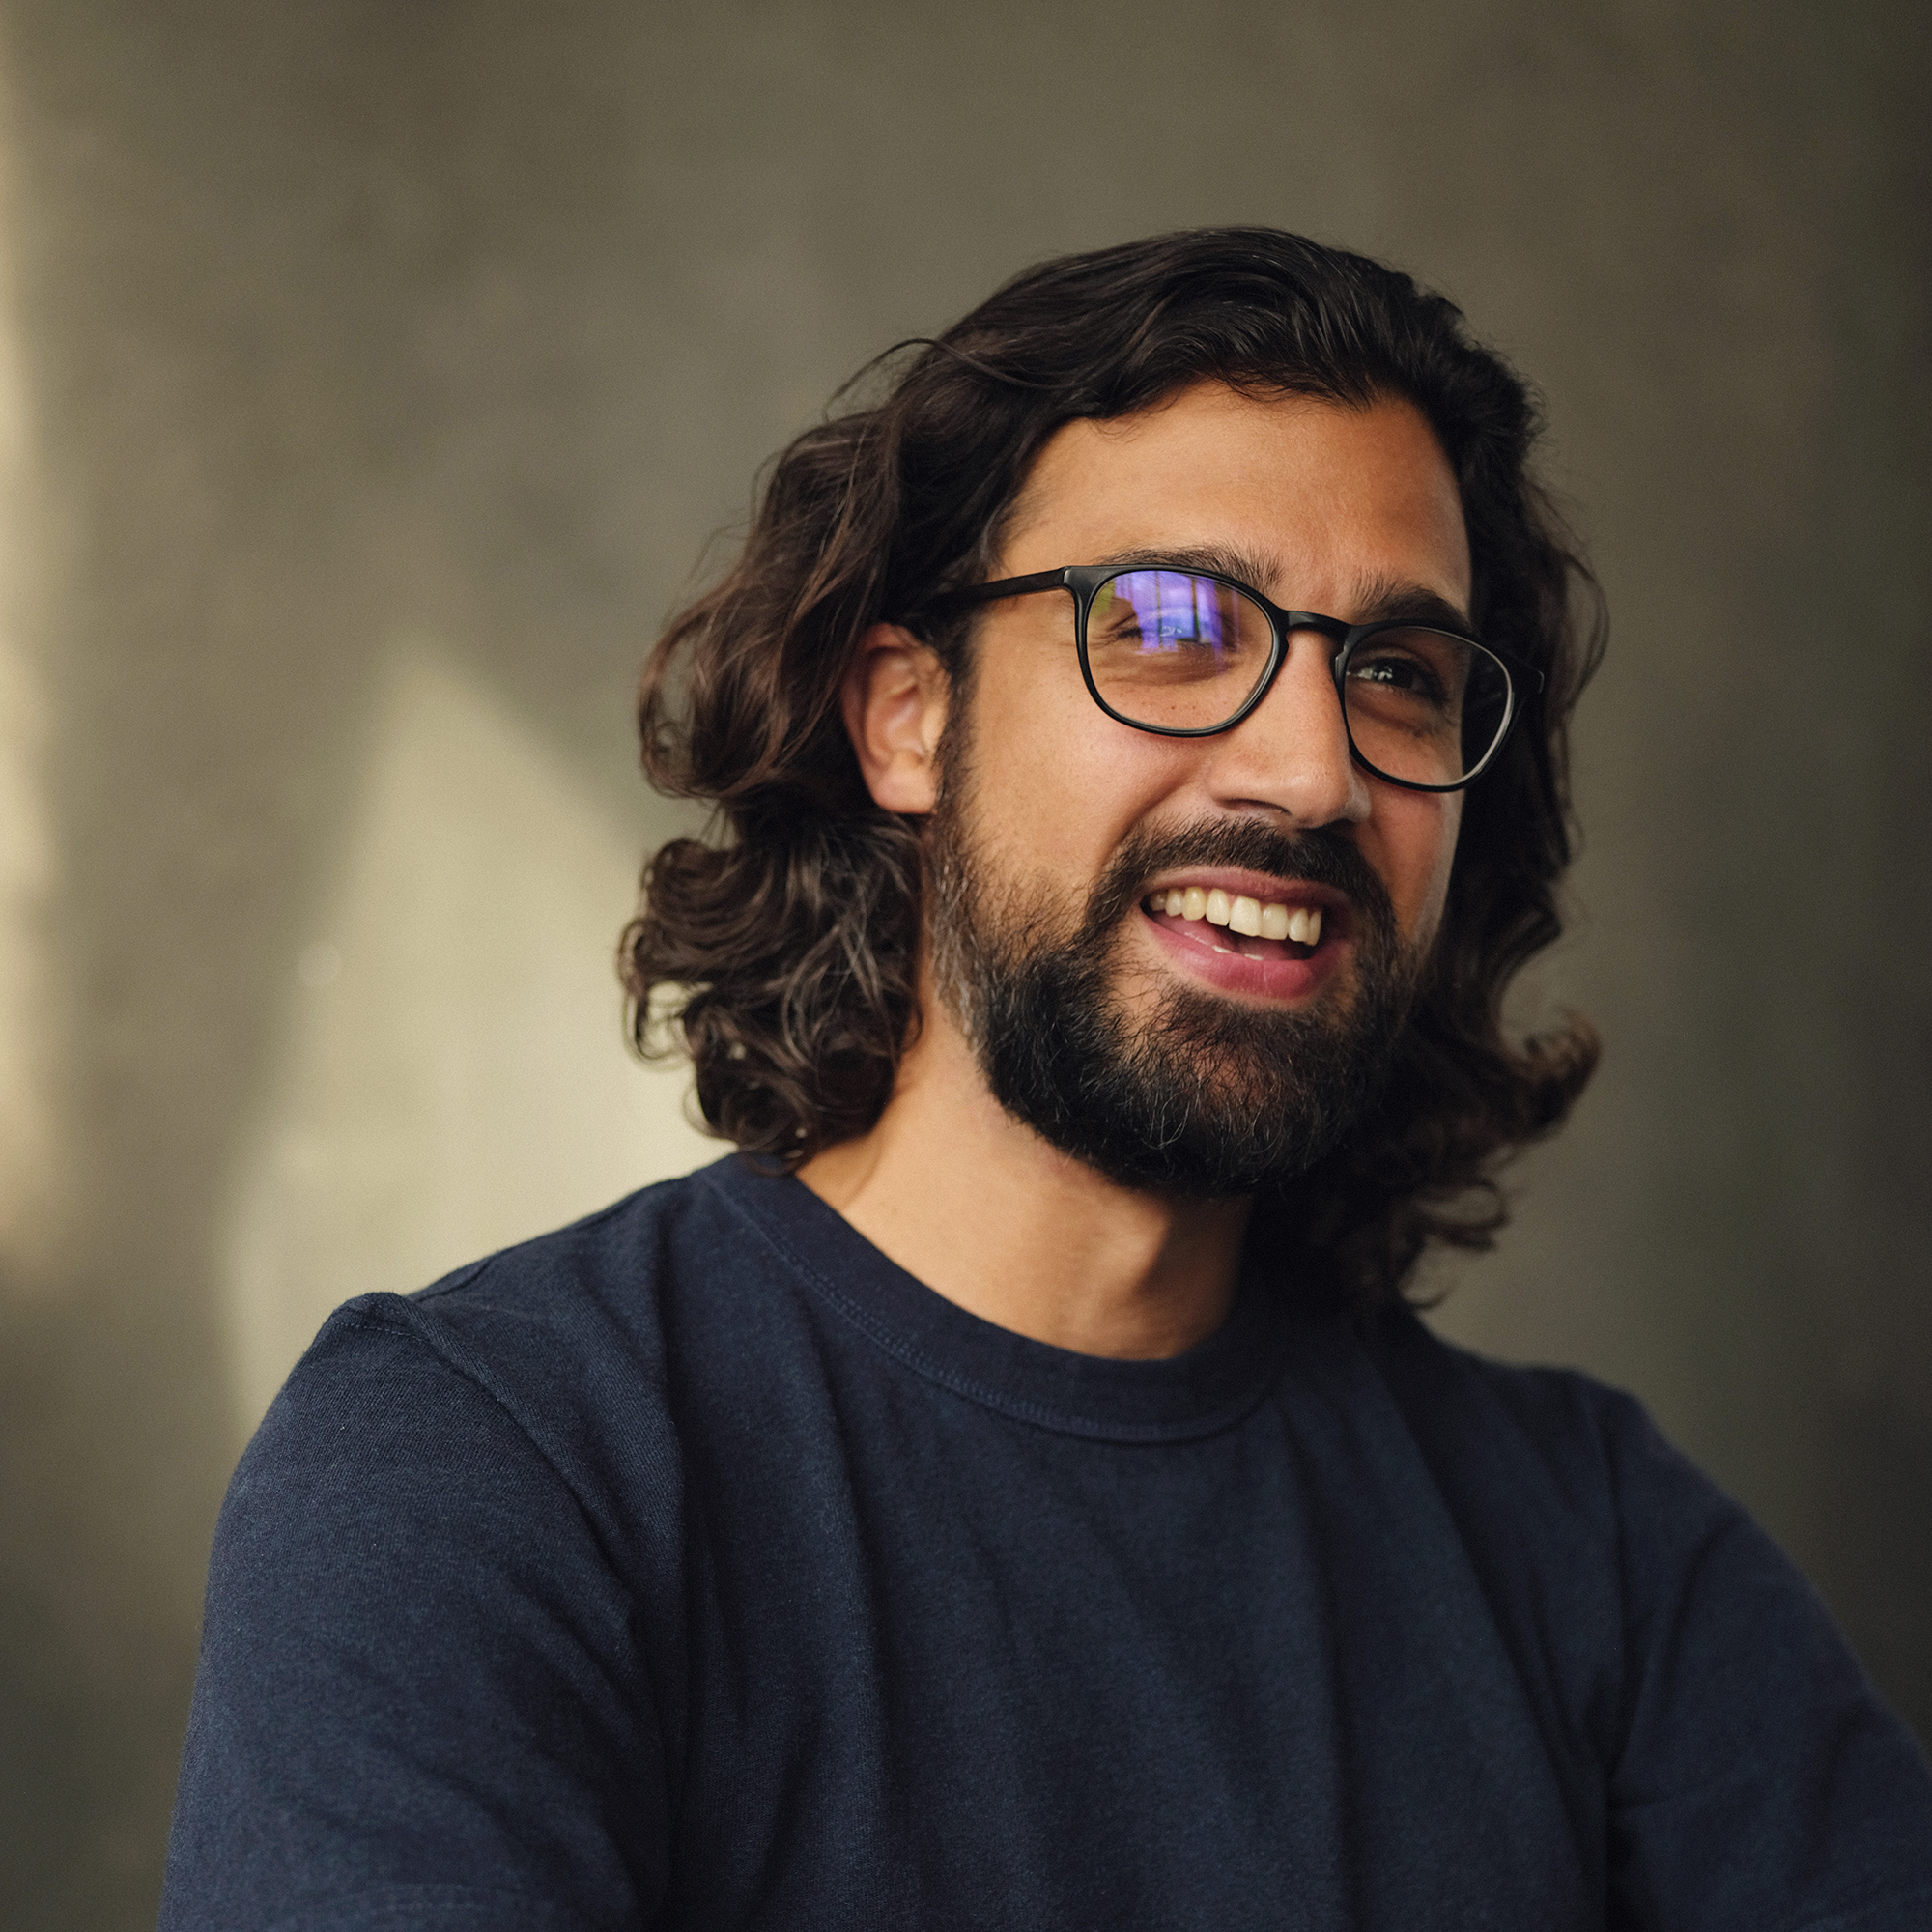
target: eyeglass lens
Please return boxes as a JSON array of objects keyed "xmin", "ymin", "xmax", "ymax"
[{"xmin": 1086, "ymin": 569, "xmax": 1512, "ymax": 787}]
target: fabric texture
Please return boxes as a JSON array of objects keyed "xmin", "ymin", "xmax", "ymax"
[{"xmin": 161, "ymin": 1155, "xmax": 1932, "ymax": 1930}]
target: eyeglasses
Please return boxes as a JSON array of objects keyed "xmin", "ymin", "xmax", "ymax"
[{"xmin": 936, "ymin": 563, "xmax": 1538, "ymax": 793}]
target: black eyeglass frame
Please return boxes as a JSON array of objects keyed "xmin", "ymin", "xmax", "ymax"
[{"xmin": 930, "ymin": 563, "xmax": 1542, "ymax": 794}]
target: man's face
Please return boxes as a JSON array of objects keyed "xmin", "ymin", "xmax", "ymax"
[{"xmin": 925, "ymin": 380, "xmax": 1471, "ymax": 1196}]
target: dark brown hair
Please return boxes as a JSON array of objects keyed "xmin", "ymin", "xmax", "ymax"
[{"xmin": 622, "ymin": 228, "xmax": 1602, "ymax": 1306}]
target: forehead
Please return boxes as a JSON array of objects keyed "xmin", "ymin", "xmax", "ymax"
[{"xmin": 996, "ymin": 380, "xmax": 1471, "ymax": 617}]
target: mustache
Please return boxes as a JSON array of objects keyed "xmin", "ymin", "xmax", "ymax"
[{"xmin": 1080, "ymin": 818, "xmax": 1398, "ymax": 947}]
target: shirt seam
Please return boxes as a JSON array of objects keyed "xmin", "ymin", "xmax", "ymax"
[
  {"xmin": 306, "ymin": 1300, "xmax": 689, "ymax": 1873},
  {"xmin": 324, "ymin": 1302, "xmax": 635, "ymax": 1577},
  {"xmin": 699, "ymin": 1167, "xmax": 1281, "ymax": 1445},
  {"xmin": 409, "ymin": 1187, "xmax": 661, "ymax": 1306}
]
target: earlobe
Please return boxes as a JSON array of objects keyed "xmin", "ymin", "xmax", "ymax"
[{"xmin": 842, "ymin": 624, "xmax": 949, "ymax": 814}]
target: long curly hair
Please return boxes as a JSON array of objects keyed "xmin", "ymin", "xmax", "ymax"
[{"xmin": 621, "ymin": 228, "xmax": 1604, "ymax": 1307}]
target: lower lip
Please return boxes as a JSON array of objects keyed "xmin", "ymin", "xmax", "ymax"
[{"xmin": 1140, "ymin": 906, "xmax": 1345, "ymax": 1003}]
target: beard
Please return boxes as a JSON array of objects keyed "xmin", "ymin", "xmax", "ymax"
[{"xmin": 925, "ymin": 761, "xmax": 1425, "ymax": 1200}]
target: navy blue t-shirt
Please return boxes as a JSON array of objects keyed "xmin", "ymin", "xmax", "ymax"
[{"xmin": 161, "ymin": 1155, "xmax": 1932, "ymax": 1929}]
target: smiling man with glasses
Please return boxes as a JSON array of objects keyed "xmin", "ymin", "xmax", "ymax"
[{"xmin": 162, "ymin": 230, "xmax": 1932, "ymax": 1931}]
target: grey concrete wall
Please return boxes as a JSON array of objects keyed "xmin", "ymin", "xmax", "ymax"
[{"xmin": 0, "ymin": 2, "xmax": 1924, "ymax": 1923}]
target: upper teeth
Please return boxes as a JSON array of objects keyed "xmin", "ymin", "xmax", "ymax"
[{"xmin": 1150, "ymin": 889, "xmax": 1322, "ymax": 946}]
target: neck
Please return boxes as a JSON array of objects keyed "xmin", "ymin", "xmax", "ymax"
[{"xmin": 797, "ymin": 991, "xmax": 1250, "ymax": 1361}]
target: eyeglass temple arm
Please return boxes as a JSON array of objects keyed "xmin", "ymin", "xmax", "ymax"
[{"xmin": 926, "ymin": 567, "xmax": 1073, "ymax": 611}]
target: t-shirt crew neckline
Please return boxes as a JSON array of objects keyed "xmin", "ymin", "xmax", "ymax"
[{"xmin": 701, "ymin": 1153, "xmax": 1297, "ymax": 1445}]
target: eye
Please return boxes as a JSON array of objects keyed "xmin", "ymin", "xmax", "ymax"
[
  {"xmin": 1341, "ymin": 627, "xmax": 1515, "ymax": 784},
  {"xmin": 1346, "ymin": 647, "xmax": 1449, "ymax": 706}
]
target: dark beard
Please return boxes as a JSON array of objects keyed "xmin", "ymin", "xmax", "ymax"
[{"xmin": 927, "ymin": 792, "xmax": 1421, "ymax": 1200}]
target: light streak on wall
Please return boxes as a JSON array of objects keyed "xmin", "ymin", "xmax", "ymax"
[
  {"xmin": 0, "ymin": 84, "xmax": 56, "ymax": 1282},
  {"xmin": 222, "ymin": 639, "xmax": 717, "ymax": 1435}
]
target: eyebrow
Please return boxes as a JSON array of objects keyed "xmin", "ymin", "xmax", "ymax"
[
  {"xmin": 1090, "ymin": 542, "xmax": 1285, "ymax": 589},
  {"xmin": 1346, "ymin": 572, "xmax": 1474, "ymax": 634},
  {"xmin": 1091, "ymin": 549, "xmax": 1474, "ymax": 634}
]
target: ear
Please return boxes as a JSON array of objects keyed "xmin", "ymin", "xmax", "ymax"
[{"xmin": 841, "ymin": 623, "xmax": 950, "ymax": 814}]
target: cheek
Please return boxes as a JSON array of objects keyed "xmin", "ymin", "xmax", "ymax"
[
  {"xmin": 1376, "ymin": 790, "xmax": 1462, "ymax": 943},
  {"xmin": 965, "ymin": 639, "xmax": 1180, "ymax": 873}
]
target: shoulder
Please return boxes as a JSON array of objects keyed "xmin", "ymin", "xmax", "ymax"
[
  {"xmin": 172, "ymin": 1191, "xmax": 738, "ymax": 1932},
  {"xmin": 1361, "ymin": 1309, "xmax": 1825, "ymax": 1629},
  {"xmin": 397, "ymin": 1150, "xmax": 750, "ymax": 1330},
  {"xmin": 1354, "ymin": 1309, "xmax": 1748, "ymax": 1726},
  {"xmin": 241, "ymin": 1157, "xmax": 784, "ymax": 1548},
  {"xmin": 209, "ymin": 1166, "xmax": 780, "ymax": 1700},
  {"xmin": 1358, "ymin": 1303, "xmax": 1684, "ymax": 1531},
  {"xmin": 309, "ymin": 1153, "xmax": 761, "ymax": 1415},
  {"xmin": 1363, "ymin": 1307, "xmax": 1932, "ymax": 1906}
]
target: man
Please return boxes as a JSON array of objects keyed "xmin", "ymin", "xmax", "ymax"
[{"xmin": 162, "ymin": 231, "xmax": 1932, "ymax": 1928}]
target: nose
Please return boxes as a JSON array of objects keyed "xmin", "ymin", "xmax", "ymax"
[{"xmin": 1201, "ymin": 632, "xmax": 1370, "ymax": 828}]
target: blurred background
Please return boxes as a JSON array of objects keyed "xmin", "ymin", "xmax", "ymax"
[{"xmin": 0, "ymin": 0, "xmax": 1925, "ymax": 1923}]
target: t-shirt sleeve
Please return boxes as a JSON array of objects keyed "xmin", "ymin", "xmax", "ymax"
[
  {"xmin": 159, "ymin": 1303, "xmax": 668, "ymax": 1932},
  {"xmin": 1596, "ymin": 1387, "xmax": 1932, "ymax": 1931}
]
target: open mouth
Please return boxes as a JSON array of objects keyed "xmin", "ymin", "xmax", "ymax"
[{"xmin": 1140, "ymin": 884, "xmax": 1328, "ymax": 965}]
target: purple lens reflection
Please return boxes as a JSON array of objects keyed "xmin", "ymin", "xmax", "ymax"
[{"xmin": 1115, "ymin": 570, "xmax": 1227, "ymax": 654}]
